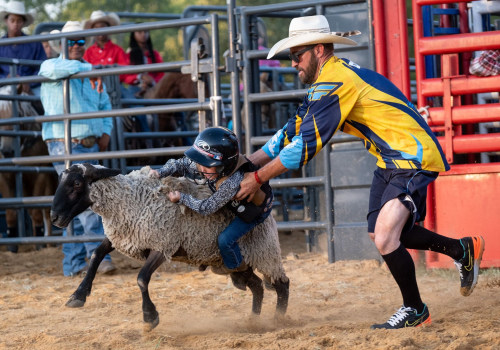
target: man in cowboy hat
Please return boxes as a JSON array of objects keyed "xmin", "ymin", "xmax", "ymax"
[
  {"xmin": 0, "ymin": 0, "xmax": 46, "ymax": 94},
  {"xmin": 236, "ymin": 15, "xmax": 485, "ymax": 329},
  {"xmin": 38, "ymin": 20, "xmax": 116, "ymax": 277},
  {"xmin": 82, "ymin": 10, "xmax": 128, "ymax": 82}
]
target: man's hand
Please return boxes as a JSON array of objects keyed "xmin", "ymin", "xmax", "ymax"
[
  {"xmin": 90, "ymin": 76, "xmax": 104, "ymax": 93},
  {"xmin": 235, "ymin": 172, "xmax": 261, "ymax": 202},
  {"xmin": 168, "ymin": 191, "xmax": 181, "ymax": 203},
  {"xmin": 97, "ymin": 133, "xmax": 110, "ymax": 152}
]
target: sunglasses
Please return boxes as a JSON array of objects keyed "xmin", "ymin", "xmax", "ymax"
[
  {"xmin": 67, "ymin": 39, "xmax": 86, "ymax": 47},
  {"xmin": 289, "ymin": 45, "xmax": 316, "ymax": 63}
]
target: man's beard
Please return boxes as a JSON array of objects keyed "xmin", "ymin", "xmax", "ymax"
[{"xmin": 299, "ymin": 54, "xmax": 318, "ymax": 85}]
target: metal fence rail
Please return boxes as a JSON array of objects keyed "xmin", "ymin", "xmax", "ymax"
[{"xmin": 0, "ymin": 2, "xmax": 362, "ymax": 263}]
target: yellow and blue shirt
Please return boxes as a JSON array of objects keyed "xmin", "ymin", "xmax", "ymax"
[{"xmin": 262, "ymin": 56, "xmax": 449, "ymax": 172}]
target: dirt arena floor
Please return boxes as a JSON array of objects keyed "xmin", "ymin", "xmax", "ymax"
[{"xmin": 1, "ymin": 231, "xmax": 500, "ymax": 350}]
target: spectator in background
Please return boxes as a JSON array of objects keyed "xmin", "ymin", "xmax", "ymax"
[
  {"xmin": 121, "ymin": 30, "xmax": 165, "ymax": 136},
  {"xmin": 469, "ymin": 49, "xmax": 500, "ymax": 77},
  {"xmin": 0, "ymin": 1, "xmax": 46, "ymax": 95},
  {"xmin": 123, "ymin": 30, "xmax": 164, "ymax": 98},
  {"xmin": 39, "ymin": 21, "xmax": 116, "ymax": 277},
  {"xmin": 83, "ymin": 10, "xmax": 128, "ymax": 82},
  {"xmin": 40, "ymin": 31, "xmax": 59, "ymax": 59}
]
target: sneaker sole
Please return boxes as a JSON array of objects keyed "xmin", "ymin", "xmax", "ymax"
[
  {"xmin": 416, "ymin": 315, "xmax": 432, "ymax": 327},
  {"xmin": 461, "ymin": 236, "xmax": 485, "ymax": 297}
]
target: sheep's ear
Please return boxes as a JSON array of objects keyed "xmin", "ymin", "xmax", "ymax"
[{"xmin": 83, "ymin": 163, "xmax": 121, "ymax": 182}]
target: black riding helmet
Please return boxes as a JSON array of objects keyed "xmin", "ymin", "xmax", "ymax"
[{"xmin": 185, "ymin": 126, "xmax": 239, "ymax": 177}]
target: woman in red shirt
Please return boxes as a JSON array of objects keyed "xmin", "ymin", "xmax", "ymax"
[{"xmin": 123, "ymin": 30, "xmax": 164, "ymax": 95}]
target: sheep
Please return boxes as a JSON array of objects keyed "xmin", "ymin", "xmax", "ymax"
[{"xmin": 50, "ymin": 163, "xmax": 289, "ymax": 331}]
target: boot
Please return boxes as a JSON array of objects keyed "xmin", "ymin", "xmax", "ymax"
[
  {"xmin": 211, "ymin": 261, "xmax": 248, "ymax": 275},
  {"xmin": 7, "ymin": 227, "xmax": 18, "ymax": 253}
]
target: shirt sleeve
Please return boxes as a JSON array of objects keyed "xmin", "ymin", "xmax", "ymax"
[
  {"xmin": 120, "ymin": 52, "xmax": 138, "ymax": 85},
  {"xmin": 39, "ymin": 57, "xmax": 92, "ymax": 80},
  {"xmin": 264, "ymin": 77, "xmax": 358, "ymax": 169},
  {"xmin": 158, "ymin": 157, "xmax": 191, "ymax": 178},
  {"xmin": 178, "ymin": 172, "xmax": 242, "ymax": 215}
]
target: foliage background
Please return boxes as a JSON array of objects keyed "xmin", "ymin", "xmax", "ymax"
[{"xmin": 4, "ymin": 0, "xmax": 294, "ymax": 62}]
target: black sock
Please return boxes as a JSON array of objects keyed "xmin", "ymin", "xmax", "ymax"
[
  {"xmin": 400, "ymin": 225, "xmax": 464, "ymax": 261},
  {"xmin": 382, "ymin": 244, "xmax": 424, "ymax": 313}
]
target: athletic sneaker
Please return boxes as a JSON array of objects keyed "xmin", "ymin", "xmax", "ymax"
[
  {"xmin": 371, "ymin": 304, "xmax": 431, "ymax": 329},
  {"xmin": 454, "ymin": 236, "xmax": 485, "ymax": 297}
]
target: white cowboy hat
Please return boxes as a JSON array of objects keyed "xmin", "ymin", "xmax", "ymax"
[
  {"xmin": 0, "ymin": 1, "xmax": 34, "ymax": 27},
  {"xmin": 267, "ymin": 15, "xmax": 360, "ymax": 59},
  {"xmin": 48, "ymin": 21, "xmax": 85, "ymax": 53},
  {"xmin": 83, "ymin": 10, "xmax": 120, "ymax": 29}
]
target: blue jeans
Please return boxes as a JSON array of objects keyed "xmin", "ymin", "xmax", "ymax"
[
  {"xmin": 47, "ymin": 141, "xmax": 111, "ymax": 276},
  {"xmin": 218, "ymin": 210, "xmax": 271, "ymax": 269}
]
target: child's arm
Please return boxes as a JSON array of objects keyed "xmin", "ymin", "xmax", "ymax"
[
  {"xmin": 149, "ymin": 157, "xmax": 191, "ymax": 178},
  {"xmin": 173, "ymin": 172, "xmax": 243, "ymax": 215}
]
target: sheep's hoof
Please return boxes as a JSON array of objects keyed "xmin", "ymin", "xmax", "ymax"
[
  {"xmin": 143, "ymin": 316, "xmax": 160, "ymax": 332},
  {"xmin": 65, "ymin": 295, "xmax": 85, "ymax": 308},
  {"xmin": 273, "ymin": 312, "xmax": 288, "ymax": 325}
]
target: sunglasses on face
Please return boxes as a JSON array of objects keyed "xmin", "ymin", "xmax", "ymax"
[
  {"xmin": 289, "ymin": 45, "xmax": 316, "ymax": 63},
  {"xmin": 67, "ymin": 39, "xmax": 86, "ymax": 47}
]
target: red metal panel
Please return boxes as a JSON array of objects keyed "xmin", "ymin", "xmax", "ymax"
[
  {"xmin": 419, "ymin": 31, "xmax": 500, "ymax": 54},
  {"xmin": 427, "ymin": 104, "xmax": 500, "ymax": 126},
  {"xmin": 444, "ymin": 162, "xmax": 500, "ymax": 175},
  {"xmin": 412, "ymin": 0, "xmax": 426, "ymax": 108},
  {"xmin": 372, "ymin": 0, "xmax": 387, "ymax": 77},
  {"xmin": 416, "ymin": 0, "xmax": 471, "ymax": 4},
  {"xmin": 426, "ymin": 171, "xmax": 500, "ymax": 268},
  {"xmin": 437, "ymin": 133, "xmax": 500, "ymax": 153},
  {"xmin": 372, "ymin": 0, "xmax": 410, "ymax": 98},
  {"xmin": 421, "ymin": 75, "xmax": 500, "ymax": 96}
]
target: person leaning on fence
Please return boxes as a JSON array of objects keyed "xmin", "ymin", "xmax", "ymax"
[
  {"xmin": 0, "ymin": 0, "xmax": 47, "ymax": 95},
  {"xmin": 235, "ymin": 14, "xmax": 485, "ymax": 329},
  {"xmin": 149, "ymin": 127, "xmax": 274, "ymax": 277},
  {"xmin": 38, "ymin": 20, "xmax": 116, "ymax": 277}
]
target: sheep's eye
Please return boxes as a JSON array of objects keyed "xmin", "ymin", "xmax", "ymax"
[{"xmin": 74, "ymin": 180, "xmax": 83, "ymax": 189}]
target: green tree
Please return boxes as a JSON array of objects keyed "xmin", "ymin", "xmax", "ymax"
[{"xmin": 21, "ymin": 0, "xmax": 293, "ymax": 62}]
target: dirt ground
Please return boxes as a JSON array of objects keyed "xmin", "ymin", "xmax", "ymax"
[{"xmin": 1, "ymin": 231, "xmax": 500, "ymax": 350}]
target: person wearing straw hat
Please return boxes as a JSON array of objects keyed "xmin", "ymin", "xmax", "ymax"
[
  {"xmin": 235, "ymin": 15, "xmax": 485, "ymax": 329},
  {"xmin": 82, "ymin": 10, "xmax": 128, "ymax": 82},
  {"xmin": 38, "ymin": 20, "xmax": 116, "ymax": 277},
  {"xmin": 0, "ymin": 1, "xmax": 46, "ymax": 94}
]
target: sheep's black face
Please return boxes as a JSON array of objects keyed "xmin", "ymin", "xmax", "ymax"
[{"xmin": 51, "ymin": 165, "xmax": 93, "ymax": 228}]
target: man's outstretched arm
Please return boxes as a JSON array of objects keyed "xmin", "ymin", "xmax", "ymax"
[{"xmin": 236, "ymin": 154, "xmax": 288, "ymax": 201}]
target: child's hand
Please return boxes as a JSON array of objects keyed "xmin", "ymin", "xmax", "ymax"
[
  {"xmin": 168, "ymin": 191, "xmax": 181, "ymax": 203},
  {"xmin": 149, "ymin": 169, "xmax": 160, "ymax": 178}
]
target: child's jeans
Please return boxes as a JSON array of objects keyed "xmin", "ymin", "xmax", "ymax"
[{"xmin": 218, "ymin": 209, "xmax": 271, "ymax": 269}]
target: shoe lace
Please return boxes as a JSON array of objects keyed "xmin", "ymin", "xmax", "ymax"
[{"xmin": 387, "ymin": 306, "xmax": 414, "ymax": 326}]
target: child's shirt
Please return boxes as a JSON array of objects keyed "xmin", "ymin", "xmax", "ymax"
[{"xmin": 157, "ymin": 157, "xmax": 244, "ymax": 215}]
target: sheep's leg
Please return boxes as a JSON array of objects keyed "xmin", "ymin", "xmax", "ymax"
[
  {"xmin": 273, "ymin": 278, "xmax": 290, "ymax": 317},
  {"xmin": 231, "ymin": 268, "xmax": 264, "ymax": 315},
  {"xmin": 66, "ymin": 238, "xmax": 114, "ymax": 308},
  {"xmin": 138, "ymin": 250, "xmax": 166, "ymax": 331}
]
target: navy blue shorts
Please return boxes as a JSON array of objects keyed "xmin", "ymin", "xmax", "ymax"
[{"xmin": 367, "ymin": 168, "xmax": 438, "ymax": 233}]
